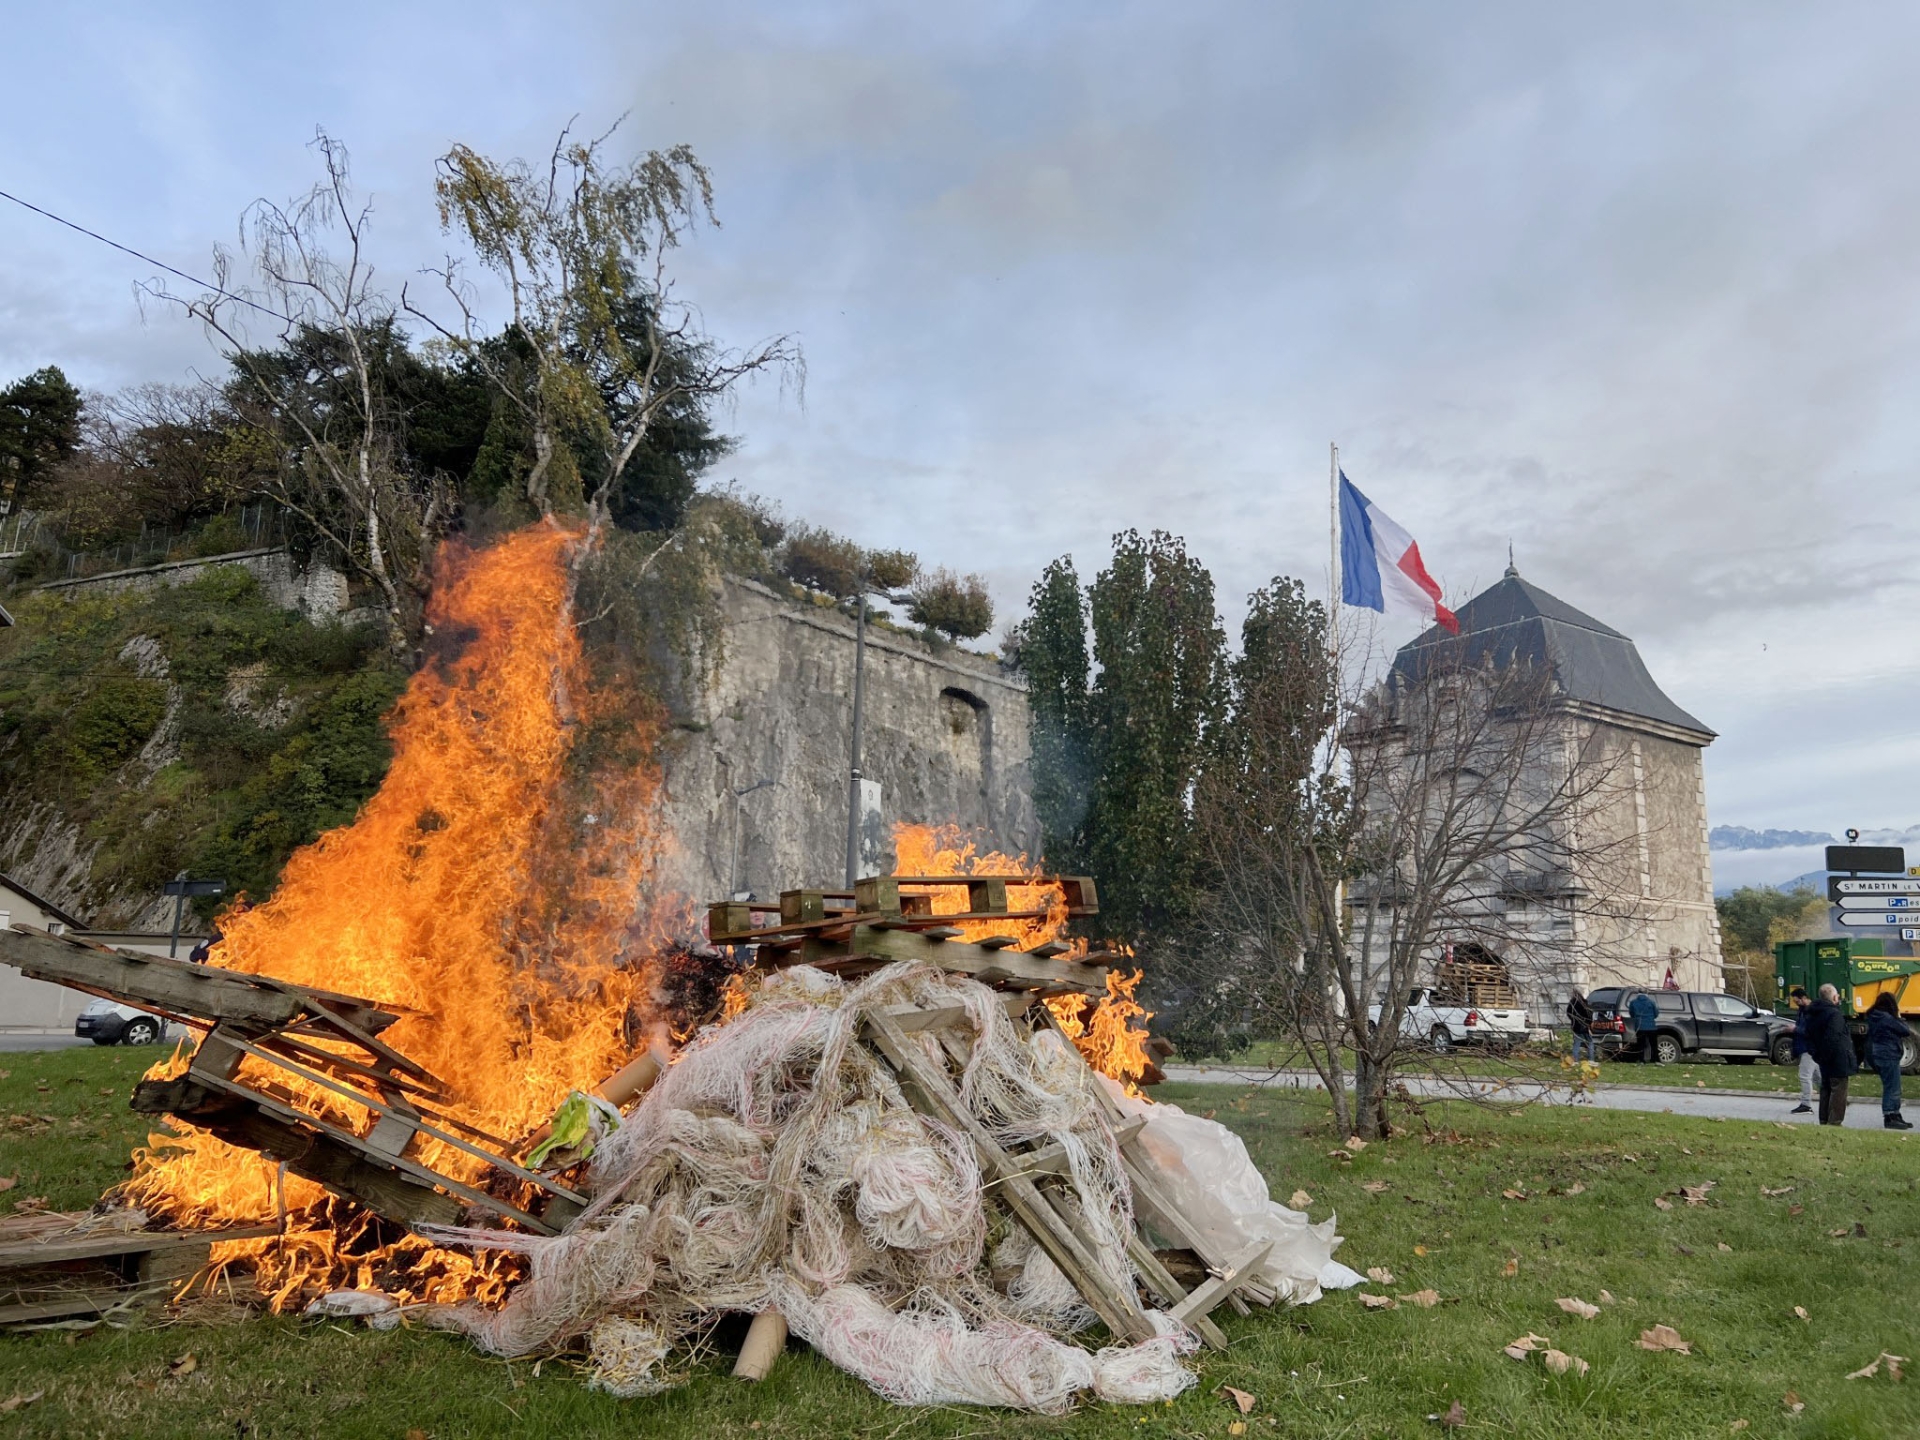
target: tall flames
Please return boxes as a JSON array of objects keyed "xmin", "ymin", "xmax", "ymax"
[
  {"xmin": 124, "ymin": 523, "xmax": 678, "ymax": 1306},
  {"xmin": 889, "ymin": 822, "xmax": 1157, "ymax": 1093}
]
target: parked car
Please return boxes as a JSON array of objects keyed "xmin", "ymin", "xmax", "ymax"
[
  {"xmin": 1369, "ymin": 986, "xmax": 1531, "ymax": 1053},
  {"xmin": 1586, "ymin": 988, "xmax": 1793, "ymax": 1065},
  {"xmin": 75, "ymin": 997, "xmax": 168, "ymax": 1046}
]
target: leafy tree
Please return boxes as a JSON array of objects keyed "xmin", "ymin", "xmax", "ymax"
[
  {"xmin": 1717, "ymin": 885, "xmax": 1822, "ymax": 955},
  {"xmin": 0, "ymin": 365, "xmax": 82, "ymax": 513},
  {"xmin": 1017, "ymin": 531, "xmax": 1227, "ymax": 954},
  {"xmin": 1016, "ymin": 558, "xmax": 1093, "ymax": 873},
  {"xmin": 907, "ymin": 567, "xmax": 993, "ymax": 642},
  {"xmin": 423, "ymin": 127, "xmax": 796, "ymax": 533}
]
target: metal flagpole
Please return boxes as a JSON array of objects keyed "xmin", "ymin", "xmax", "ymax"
[{"xmin": 1328, "ymin": 441, "xmax": 1340, "ymax": 662}]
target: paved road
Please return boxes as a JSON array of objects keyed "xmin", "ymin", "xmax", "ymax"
[
  {"xmin": 1162, "ymin": 1064, "xmax": 1912, "ymax": 1132},
  {"xmin": 0, "ymin": 1034, "xmax": 89, "ymax": 1053}
]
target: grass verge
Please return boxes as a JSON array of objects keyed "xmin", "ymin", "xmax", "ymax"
[{"xmin": 1, "ymin": 1051, "xmax": 1916, "ymax": 1438}]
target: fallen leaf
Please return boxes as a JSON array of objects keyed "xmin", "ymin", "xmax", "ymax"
[
  {"xmin": 1829, "ymin": 1228, "xmax": 1850, "ymax": 1238},
  {"xmin": 1503, "ymin": 1333, "xmax": 1551, "ymax": 1361},
  {"xmin": 1413, "ymin": 1244, "xmax": 1429, "ymax": 1257},
  {"xmin": 1654, "ymin": 1197, "xmax": 1673, "ymax": 1211},
  {"xmin": 1599, "ymin": 1289, "xmax": 1616, "ymax": 1304},
  {"xmin": 98, "ymin": 1087, "xmax": 114, "ymax": 1096},
  {"xmin": 15, "ymin": 1196, "xmax": 46, "ymax": 1213},
  {"xmin": 1366, "ymin": 1266, "xmax": 1395, "ymax": 1284},
  {"xmin": 1730, "ymin": 1420, "xmax": 1749, "ymax": 1432},
  {"xmin": 406, "ymin": 1431, "xmax": 428, "ymax": 1440},
  {"xmin": 1218, "ymin": 1385, "xmax": 1256, "ymax": 1415},
  {"xmin": 0, "ymin": 1177, "xmax": 13, "ymax": 1194},
  {"xmin": 1854, "ymin": 1221, "xmax": 1868, "ymax": 1238},
  {"xmin": 1542, "ymin": 1348, "xmax": 1590, "ymax": 1376},
  {"xmin": 168, "ymin": 1353, "xmax": 197, "ymax": 1378},
  {"xmin": 1794, "ymin": 1306, "xmax": 1810, "ymax": 1322},
  {"xmin": 1847, "ymin": 1352, "xmax": 1909, "ymax": 1381},
  {"xmin": 1717, "ymin": 1243, "xmax": 1733, "ymax": 1253},
  {"xmin": 1229, "ymin": 1425, "xmax": 1247, "ymax": 1437},
  {"xmin": 1761, "ymin": 1186, "xmax": 1794, "ymax": 1197},
  {"xmin": 1361, "ymin": 1180, "xmax": 1391, "ymax": 1195},
  {"xmin": 1438, "ymin": 1399, "xmax": 1467, "ymax": 1427},
  {"xmin": 1637, "ymin": 1325, "xmax": 1692, "ymax": 1354},
  {"xmin": 1345, "ymin": 1136, "xmax": 1368, "ymax": 1152},
  {"xmin": 1502, "ymin": 1188, "xmax": 1527, "ymax": 1200},
  {"xmin": 1328, "ymin": 1149, "xmax": 1354, "ymax": 1162},
  {"xmin": 1847, "ymin": 1357, "xmax": 1882, "ymax": 1380},
  {"xmin": 1289, "ymin": 1190, "xmax": 1313, "ymax": 1209},
  {"xmin": 1680, "ymin": 1183, "xmax": 1716, "ymax": 1206},
  {"xmin": 1566, "ymin": 1181, "xmax": 1585, "ymax": 1195},
  {"xmin": 1400, "ymin": 1289, "xmax": 1442, "ymax": 1307},
  {"xmin": 1682, "ymin": 1147, "xmax": 1693, "ymax": 1154},
  {"xmin": 1359, "ymin": 1293, "xmax": 1396, "ymax": 1310},
  {"xmin": 1783, "ymin": 1391, "xmax": 1805, "ymax": 1413},
  {"xmin": 1501, "ymin": 1258, "xmax": 1519, "ymax": 1278},
  {"xmin": 1789, "ymin": 1204, "xmax": 1804, "ymax": 1216},
  {"xmin": 0, "ymin": 1392, "xmax": 42, "ymax": 1414},
  {"xmin": 1556, "ymin": 1296, "xmax": 1600, "ymax": 1319}
]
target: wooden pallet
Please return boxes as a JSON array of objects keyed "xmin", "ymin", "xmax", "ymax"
[
  {"xmin": 0, "ymin": 1213, "xmax": 277, "ymax": 1325},
  {"xmin": 1, "ymin": 924, "xmax": 587, "ymax": 1235}
]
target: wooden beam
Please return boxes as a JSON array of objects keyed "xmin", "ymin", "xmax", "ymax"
[
  {"xmin": 1125, "ymin": 1233, "xmax": 1228, "ymax": 1350},
  {"xmin": 863, "ymin": 1009, "xmax": 1156, "ymax": 1345},
  {"xmin": 794, "ymin": 926, "xmax": 1107, "ymax": 994},
  {"xmin": 0, "ymin": 1224, "xmax": 277, "ymax": 1270},
  {"xmin": 1168, "ymin": 1239, "xmax": 1272, "ymax": 1330},
  {"xmin": 2, "ymin": 925, "xmax": 306, "ymax": 1028}
]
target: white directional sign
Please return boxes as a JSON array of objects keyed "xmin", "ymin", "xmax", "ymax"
[
  {"xmin": 1839, "ymin": 894, "xmax": 1920, "ymax": 910},
  {"xmin": 1837, "ymin": 911, "xmax": 1920, "ymax": 927},
  {"xmin": 1833, "ymin": 878, "xmax": 1920, "ymax": 894}
]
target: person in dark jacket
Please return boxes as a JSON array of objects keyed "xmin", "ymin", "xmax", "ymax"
[
  {"xmin": 1566, "ymin": 989, "xmax": 1594, "ymax": 1062},
  {"xmin": 1865, "ymin": 992, "xmax": 1914, "ymax": 1130},
  {"xmin": 1788, "ymin": 988, "xmax": 1818, "ymax": 1115},
  {"xmin": 1805, "ymin": 985, "xmax": 1857, "ymax": 1126},
  {"xmin": 1627, "ymin": 990, "xmax": 1660, "ymax": 1063}
]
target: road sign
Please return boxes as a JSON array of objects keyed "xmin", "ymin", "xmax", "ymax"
[
  {"xmin": 162, "ymin": 878, "xmax": 226, "ymax": 898},
  {"xmin": 1838, "ymin": 894, "xmax": 1920, "ymax": 910},
  {"xmin": 1905, "ymin": 928, "xmax": 1919, "ymax": 942},
  {"xmin": 1828, "ymin": 844, "xmax": 1906, "ymax": 874},
  {"xmin": 1836, "ymin": 911, "xmax": 1920, "ymax": 927},
  {"xmin": 1832, "ymin": 877, "xmax": 1920, "ymax": 896}
]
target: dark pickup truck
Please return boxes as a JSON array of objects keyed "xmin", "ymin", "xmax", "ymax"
[{"xmin": 1586, "ymin": 988, "xmax": 1796, "ymax": 1066}]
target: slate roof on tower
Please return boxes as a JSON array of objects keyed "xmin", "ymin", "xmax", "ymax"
[{"xmin": 1390, "ymin": 565, "xmax": 1713, "ymax": 743}]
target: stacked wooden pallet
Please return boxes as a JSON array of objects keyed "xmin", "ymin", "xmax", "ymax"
[{"xmin": 0, "ymin": 1212, "xmax": 275, "ymax": 1326}]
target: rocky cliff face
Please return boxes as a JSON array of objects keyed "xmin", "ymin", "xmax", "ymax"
[{"xmin": 652, "ymin": 578, "xmax": 1035, "ymax": 903}]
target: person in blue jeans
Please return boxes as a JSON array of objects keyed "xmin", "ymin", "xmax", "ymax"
[
  {"xmin": 1628, "ymin": 990, "xmax": 1660, "ymax": 1063},
  {"xmin": 1865, "ymin": 993, "xmax": 1914, "ymax": 1130},
  {"xmin": 1788, "ymin": 988, "xmax": 1819, "ymax": 1115},
  {"xmin": 1566, "ymin": 988, "xmax": 1594, "ymax": 1061}
]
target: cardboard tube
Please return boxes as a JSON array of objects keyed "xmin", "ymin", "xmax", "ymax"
[
  {"xmin": 596, "ymin": 1052, "xmax": 663, "ymax": 1109},
  {"xmin": 731, "ymin": 1309, "xmax": 787, "ymax": 1381}
]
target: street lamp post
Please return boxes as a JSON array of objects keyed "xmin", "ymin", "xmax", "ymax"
[{"xmin": 845, "ymin": 578, "xmax": 908, "ymax": 887}]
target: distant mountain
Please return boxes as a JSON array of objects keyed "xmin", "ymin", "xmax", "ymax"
[{"xmin": 1710, "ymin": 826, "xmax": 1835, "ymax": 851}]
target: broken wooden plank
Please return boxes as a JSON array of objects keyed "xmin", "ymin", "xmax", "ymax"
[
  {"xmin": 1168, "ymin": 1239, "xmax": 1272, "ymax": 1330},
  {"xmin": 793, "ymin": 926, "xmax": 1107, "ymax": 994},
  {"xmin": 2, "ymin": 925, "xmax": 307, "ymax": 1028},
  {"xmin": 1125, "ymin": 1233, "xmax": 1228, "ymax": 1350},
  {"xmin": 1012, "ymin": 1117, "xmax": 1148, "ymax": 1178},
  {"xmin": 0, "ymin": 1224, "xmax": 276, "ymax": 1270}
]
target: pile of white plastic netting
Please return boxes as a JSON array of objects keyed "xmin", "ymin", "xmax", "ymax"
[{"xmin": 418, "ymin": 961, "xmax": 1355, "ymax": 1412}]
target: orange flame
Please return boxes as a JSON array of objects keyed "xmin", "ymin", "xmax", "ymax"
[
  {"xmin": 887, "ymin": 822, "xmax": 1155, "ymax": 1092},
  {"xmin": 122, "ymin": 523, "xmax": 680, "ymax": 1305}
]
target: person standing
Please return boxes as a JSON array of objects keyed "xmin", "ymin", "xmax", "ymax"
[
  {"xmin": 1628, "ymin": 990, "xmax": 1660, "ymax": 1064},
  {"xmin": 1865, "ymin": 993, "xmax": 1914, "ymax": 1131},
  {"xmin": 1567, "ymin": 988, "xmax": 1594, "ymax": 1062},
  {"xmin": 1788, "ymin": 987, "xmax": 1819, "ymax": 1116},
  {"xmin": 1805, "ymin": 984, "xmax": 1857, "ymax": 1127}
]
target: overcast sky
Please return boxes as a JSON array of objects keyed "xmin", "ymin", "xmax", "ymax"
[{"xmin": 4, "ymin": 1, "xmax": 1917, "ymax": 850}]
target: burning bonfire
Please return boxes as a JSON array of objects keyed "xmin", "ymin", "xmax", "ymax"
[{"xmin": 0, "ymin": 523, "xmax": 1358, "ymax": 1411}]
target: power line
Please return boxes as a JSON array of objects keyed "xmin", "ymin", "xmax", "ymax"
[{"xmin": 0, "ymin": 186, "xmax": 292, "ymax": 324}]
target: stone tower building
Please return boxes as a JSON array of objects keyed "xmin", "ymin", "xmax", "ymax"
[{"xmin": 1373, "ymin": 565, "xmax": 1723, "ymax": 1021}]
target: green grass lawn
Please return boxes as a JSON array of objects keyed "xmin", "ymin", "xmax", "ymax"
[{"xmin": 2, "ymin": 1050, "xmax": 1917, "ymax": 1438}]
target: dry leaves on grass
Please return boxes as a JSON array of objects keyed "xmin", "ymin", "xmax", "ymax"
[
  {"xmin": 1359, "ymin": 1293, "xmax": 1397, "ymax": 1310},
  {"xmin": 1717, "ymin": 1243, "xmax": 1733, "ymax": 1253},
  {"xmin": 1503, "ymin": 1333, "xmax": 1551, "ymax": 1360},
  {"xmin": 1413, "ymin": 1244, "xmax": 1429, "ymax": 1257},
  {"xmin": 1429, "ymin": 1400, "xmax": 1467, "ymax": 1427},
  {"xmin": 1789, "ymin": 1203, "xmax": 1805, "ymax": 1216},
  {"xmin": 167, "ymin": 1354, "xmax": 197, "ymax": 1379},
  {"xmin": 1345, "ymin": 1136, "xmax": 1369, "ymax": 1152},
  {"xmin": 1555, "ymin": 1297, "xmax": 1600, "ymax": 1319},
  {"xmin": 1637, "ymin": 1325, "xmax": 1692, "ymax": 1354},
  {"xmin": 1566, "ymin": 1181, "xmax": 1586, "ymax": 1195},
  {"xmin": 1653, "ymin": 1196, "xmax": 1674, "ymax": 1211},
  {"xmin": 1761, "ymin": 1186, "xmax": 1794, "ymax": 1197},
  {"xmin": 1218, "ymin": 1385, "xmax": 1256, "ymax": 1415},
  {"xmin": 1502, "ymin": 1188, "xmax": 1528, "ymax": 1200},
  {"xmin": 1794, "ymin": 1307, "xmax": 1810, "ymax": 1323},
  {"xmin": 1729, "ymin": 1420, "xmax": 1749, "ymax": 1431},
  {"xmin": 1501, "ymin": 1258, "xmax": 1519, "ymax": 1278},
  {"xmin": 0, "ymin": 1392, "xmax": 42, "ymax": 1414},
  {"xmin": 1845, "ymin": 1353, "xmax": 1908, "ymax": 1382},
  {"xmin": 1289, "ymin": 1190, "xmax": 1313, "ymax": 1209},
  {"xmin": 1366, "ymin": 1266, "xmax": 1395, "ymax": 1284},
  {"xmin": 1599, "ymin": 1290, "xmax": 1616, "ymax": 1305},
  {"xmin": 1361, "ymin": 1180, "xmax": 1391, "ymax": 1195},
  {"xmin": 1679, "ymin": 1183, "xmax": 1717, "ymax": 1206},
  {"xmin": 0, "ymin": 1177, "xmax": 14, "ymax": 1193},
  {"xmin": 1783, "ymin": 1391, "xmax": 1805, "ymax": 1413},
  {"xmin": 1542, "ymin": 1349, "xmax": 1590, "ymax": 1376},
  {"xmin": 1400, "ymin": 1290, "xmax": 1442, "ymax": 1308}
]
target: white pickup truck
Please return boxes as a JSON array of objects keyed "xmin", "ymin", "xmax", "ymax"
[{"xmin": 1369, "ymin": 987, "xmax": 1531, "ymax": 1053}]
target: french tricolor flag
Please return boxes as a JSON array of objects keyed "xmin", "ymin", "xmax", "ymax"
[{"xmin": 1339, "ymin": 472, "xmax": 1458, "ymax": 633}]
